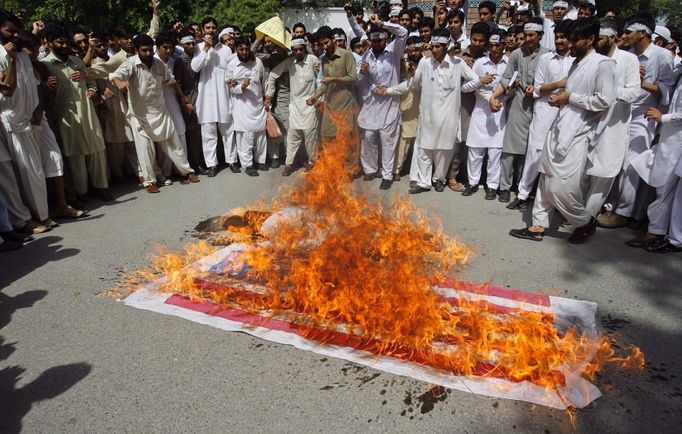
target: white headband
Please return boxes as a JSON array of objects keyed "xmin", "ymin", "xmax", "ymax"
[
  {"xmin": 524, "ymin": 23, "xmax": 544, "ymax": 32},
  {"xmin": 369, "ymin": 31, "xmax": 388, "ymax": 40},
  {"xmin": 334, "ymin": 34, "xmax": 346, "ymax": 41},
  {"xmin": 626, "ymin": 23, "xmax": 652, "ymax": 34},
  {"xmin": 291, "ymin": 38, "xmax": 306, "ymax": 47},
  {"xmin": 219, "ymin": 28, "xmax": 234, "ymax": 39},
  {"xmin": 430, "ymin": 36, "xmax": 450, "ymax": 45},
  {"xmin": 389, "ymin": 10, "xmax": 400, "ymax": 17},
  {"xmin": 489, "ymin": 34, "xmax": 502, "ymax": 44},
  {"xmin": 599, "ymin": 28, "xmax": 617, "ymax": 37},
  {"xmin": 552, "ymin": 1, "xmax": 569, "ymax": 8},
  {"xmin": 180, "ymin": 36, "xmax": 195, "ymax": 44}
]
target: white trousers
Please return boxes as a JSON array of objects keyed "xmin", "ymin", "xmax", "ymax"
[
  {"xmin": 517, "ymin": 148, "xmax": 543, "ymax": 200},
  {"xmin": 532, "ymin": 172, "xmax": 591, "ymax": 228},
  {"xmin": 285, "ymin": 127, "xmax": 318, "ymax": 166},
  {"xmin": 132, "ymin": 123, "xmax": 193, "ymax": 186},
  {"xmin": 235, "ymin": 131, "xmax": 266, "ymax": 168},
  {"xmin": 201, "ymin": 122, "xmax": 235, "ymax": 167},
  {"xmin": 668, "ymin": 178, "xmax": 682, "ymax": 246},
  {"xmin": 8, "ymin": 129, "xmax": 49, "ymax": 221},
  {"xmin": 467, "ymin": 147, "xmax": 502, "ymax": 189},
  {"xmin": 360, "ymin": 119, "xmax": 400, "ymax": 180},
  {"xmin": 411, "ymin": 147, "xmax": 455, "ymax": 189},
  {"xmin": 584, "ymin": 176, "xmax": 615, "ymax": 217},
  {"xmin": 0, "ymin": 160, "xmax": 32, "ymax": 227},
  {"xmin": 614, "ymin": 116, "xmax": 656, "ymax": 217},
  {"xmin": 37, "ymin": 120, "xmax": 63, "ymax": 178},
  {"xmin": 648, "ymin": 176, "xmax": 678, "ymax": 236}
]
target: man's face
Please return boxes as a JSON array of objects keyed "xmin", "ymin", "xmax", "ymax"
[
  {"xmin": 73, "ymin": 32, "xmax": 89, "ymax": 56},
  {"xmin": 449, "ymin": 17, "xmax": 463, "ymax": 36},
  {"xmin": 448, "ymin": 0, "xmax": 462, "ymax": 8},
  {"xmin": 334, "ymin": 38, "xmax": 346, "ymax": 49},
  {"xmin": 524, "ymin": 30, "xmax": 540, "ymax": 49},
  {"xmin": 312, "ymin": 40, "xmax": 324, "ymax": 56},
  {"xmin": 595, "ymin": 35, "xmax": 612, "ymax": 56},
  {"xmin": 182, "ymin": 41, "xmax": 195, "ymax": 56},
  {"xmin": 654, "ymin": 38, "xmax": 666, "ymax": 47},
  {"xmin": 479, "ymin": 8, "xmax": 493, "ymax": 22},
  {"xmin": 399, "ymin": 14, "xmax": 411, "ymax": 28},
  {"xmin": 432, "ymin": 43, "xmax": 447, "ymax": 61},
  {"xmin": 605, "ymin": 11, "xmax": 616, "ymax": 19},
  {"xmin": 203, "ymin": 22, "xmax": 217, "ymax": 37},
  {"xmin": 121, "ymin": 35, "xmax": 134, "ymax": 52},
  {"xmin": 138, "ymin": 45, "xmax": 154, "ymax": 62},
  {"xmin": 569, "ymin": 35, "xmax": 592, "ymax": 58},
  {"xmin": 437, "ymin": 8, "xmax": 447, "ymax": 23},
  {"xmin": 157, "ymin": 42, "xmax": 174, "ymax": 62},
  {"xmin": 293, "ymin": 27, "xmax": 305, "ymax": 38},
  {"xmin": 263, "ymin": 37, "xmax": 275, "ymax": 53},
  {"xmin": 578, "ymin": 7, "xmax": 592, "ymax": 19},
  {"xmin": 292, "ymin": 45, "xmax": 307, "ymax": 61},
  {"xmin": 489, "ymin": 42, "xmax": 505, "ymax": 59},
  {"xmin": 192, "ymin": 25, "xmax": 202, "ymax": 38},
  {"xmin": 0, "ymin": 21, "xmax": 19, "ymax": 44},
  {"xmin": 406, "ymin": 44, "xmax": 422, "ymax": 62},
  {"xmin": 371, "ymin": 37, "xmax": 388, "ymax": 54},
  {"xmin": 624, "ymin": 29, "xmax": 643, "ymax": 48},
  {"xmin": 233, "ymin": 30, "xmax": 241, "ymax": 38},
  {"xmin": 412, "ymin": 14, "xmax": 422, "ymax": 28},
  {"xmin": 420, "ymin": 26, "xmax": 432, "ymax": 43},
  {"xmin": 50, "ymin": 37, "xmax": 72, "ymax": 58},
  {"xmin": 237, "ymin": 43, "xmax": 251, "ymax": 62},
  {"xmin": 91, "ymin": 37, "xmax": 108, "ymax": 58},
  {"xmin": 506, "ymin": 33, "xmax": 517, "ymax": 48},
  {"xmin": 469, "ymin": 33, "xmax": 487, "ymax": 56},
  {"xmin": 552, "ymin": 6, "xmax": 567, "ymax": 22},
  {"xmin": 555, "ymin": 31, "xmax": 569, "ymax": 53},
  {"xmin": 108, "ymin": 36, "xmax": 120, "ymax": 50},
  {"xmin": 516, "ymin": 13, "xmax": 529, "ymax": 24},
  {"xmin": 354, "ymin": 11, "xmax": 364, "ymax": 21},
  {"xmin": 515, "ymin": 32, "xmax": 526, "ymax": 47}
]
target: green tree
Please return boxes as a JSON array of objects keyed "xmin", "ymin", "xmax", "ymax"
[{"xmin": 213, "ymin": 0, "xmax": 280, "ymax": 34}]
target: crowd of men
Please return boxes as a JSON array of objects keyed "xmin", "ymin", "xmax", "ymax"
[{"xmin": 0, "ymin": 0, "xmax": 681, "ymax": 253}]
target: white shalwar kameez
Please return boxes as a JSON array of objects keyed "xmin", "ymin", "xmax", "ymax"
[
  {"xmin": 0, "ymin": 48, "xmax": 48, "ymax": 221},
  {"xmin": 532, "ymin": 50, "xmax": 616, "ymax": 229},
  {"xmin": 110, "ymin": 55, "xmax": 194, "ymax": 186},
  {"xmin": 226, "ymin": 56, "xmax": 267, "ymax": 169},
  {"xmin": 0, "ymin": 122, "xmax": 32, "ymax": 227},
  {"xmin": 517, "ymin": 50, "xmax": 573, "ymax": 201},
  {"xmin": 666, "ymin": 158, "xmax": 682, "ymax": 247},
  {"xmin": 645, "ymin": 77, "xmax": 682, "ymax": 235},
  {"xmin": 358, "ymin": 22, "xmax": 408, "ymax": 180},
  {"xmin": 612, "ymin": 43, "xmax": 675, "ymax": 218},
  {"xmin": 191, "ymin": 42, "xmax": 236, "ymax": 167},
  {"xmin": 387, "ymin": 54, "xmax": 478, "ymax": 188},
  {"xmin": 584, "ymin": 48, "xmax": 641, "ymax": 216},
  {"xmin": 462, "ymin": 54, "xmax": 508, "ymax": 190}
]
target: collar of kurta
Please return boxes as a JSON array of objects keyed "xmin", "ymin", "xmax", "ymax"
[
  {"xmin": 433, "ymin": 55, "xmax": 456, "ymax": 68},
  {"xmin": 485, "ymin": 55, "xmax": 507, "ymax": 66},
  {"xmin": 237, "ymin": 58, "xmax": 256, "ymax": 67},
  {"xmin": 638, "ymin": 42, "xmax": 655, "ymax": 60},
  {"xmin": 132, "ymin": 55, "xmax": 155, "ymax": 69},
  {"xmin": 44, "ymin": 52, "xmax": 73, "ymax": 64}
]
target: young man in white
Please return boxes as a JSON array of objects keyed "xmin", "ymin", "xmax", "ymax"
[
  {"xmin": 461, "ymin": 30, "xmax": 508, "ymax": 200},
  {"xmin": 226, "ymin": 37, "xmax": 267, "ymax": 177},
  {"xmin": 110, "ymin": 34, "xmax": 199, "ymax": 193},
  {"xmin": 377, "ymin": 28, "xmax": 478, "ymax": 194},
  {"xmin": 510, "ymin": 17, "xmax": 616, "ymax": 244}
]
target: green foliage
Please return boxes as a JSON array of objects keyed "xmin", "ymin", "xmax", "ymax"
[
  {"xmin": 655, "ymin": 0, "xmax": 682, "ymax": 28},
  {"xmin": 214, "ymin": 0, "xmax": 280, "ymax": 33}
]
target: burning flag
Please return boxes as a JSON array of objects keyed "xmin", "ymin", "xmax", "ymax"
[{"xmin": 123, "ymin": 118, "xmax": 643, "ymax": 410}]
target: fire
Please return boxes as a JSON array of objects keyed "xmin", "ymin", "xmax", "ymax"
[{"xmin": 131, "ymin": 114, "xmax": 643, "ymax": 397}]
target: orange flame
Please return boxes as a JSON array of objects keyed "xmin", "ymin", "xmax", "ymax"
[{"xmin": 136, "ymin": 115, "xmax": 643, "ymax": 395}]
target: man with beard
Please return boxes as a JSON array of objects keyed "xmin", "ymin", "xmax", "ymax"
[
  {"xmin": 357, "ymin": 14, "xmax": 408, "ymax": 190},
  {"xmin": 507, "ymin": 19, "xmax": 574, "ymax": 210},
  {"xmin": 510, "ymin": 17, "xmax": 616, "ymax": 244},
  {"xmin": 110, "ymin": 34, "xmax": 198, "ymax": 193},
  {"xmin": 265, "ymin": 38, "xmax": 320, "ymax": 176},
  {"xmin": 489, "ymin": 17, "xmax": 549, "ymax": 203},
  {"xmin": 582, "ymin": 18, "xmax": 640, "ymax": 219},
  {"xmin": 392, "ymin": 36, "xmax": 422, "ymax": 181},
  {"xmin": 226, "ymin": 37, "xmax": 267, "ymax": 177},
  {"xmin": 597, "ymin": 13, "xmax": 675, "ymax": 231},
  {"xmin": 378, "ymin": 27, "xmax": 478, "ymax": 194},
  {"xmin": 461, "ymin": 29, "xmax": 508, "ymax": 200},
  {"xmin": 42, "ymin": 24, "xmax": 111, "ymax": 201},
  {"xmin": 191, "ymin": 17, "xmax": 238, "ymax": 177}
]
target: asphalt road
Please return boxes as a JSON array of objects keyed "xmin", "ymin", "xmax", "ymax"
[{"xmin": 1, "ymin": 166, "xmax": 680, "ymax": 433}]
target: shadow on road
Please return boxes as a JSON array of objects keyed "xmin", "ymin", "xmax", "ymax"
[
  {"xmin": 0, "ymin": 236, "xmax": 79, "ymax": 290},
  {"xmin": 0, "ymin": 362, "xmax": 92, "ymax": 434}
]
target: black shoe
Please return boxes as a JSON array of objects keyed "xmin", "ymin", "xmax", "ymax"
[
  {"xmin": 270, "ymin": 158, "xmax": 281, "ymax": 169},
  {"xmin": 282, "ymin": 165, "xmax": 296, "ymax": 177},
  {"xmin": 246, "ymin": 166, "xmax": 259, "ymax": 177},
  {"xmin": 506, "ymin": 197, "xmax": 528, "ymax": 210},
  {"xmin": 434, "ymin": 180, "xmax": 445, "ymax": 192},
  {"xmin": 484, "ymin": 189, "xmax": 497, "ymax": 200},
  {"xmin": 509, "ymin": 227, "xmax": 544, "ymax": 241},
  {"xmin": 379, "ymin": 179, "xmax": 393, "ymax": 190},
  {"xmin": 363, "ymin": 172, "xmax": 378, "ymax": 181},
  {"xmin": 409, "ymin": 185, "xmax": 430, "ymax": 194},
  {"xmin": 498, "ymin": 190, "xmax": 510, "ymax": 203},
  {"xmin": 461, "ymin": 185, "xmax": 479, "ymax": 196},
  {"xmin": 228, "ymin": 163, "xmax": 241, "ymax": 173},
  {"xmin": 567, "ymin": 218, "xmax": 597, "ymax": 244},
  {"xmin": 259, "ymin": 163, "xmax": 269, "ymax": 171},
  {"xmin": 409, "ymin": 180, "xmax": 417, "ymax": 188},
  {"xmin": 0, "ymin": 230, "xmax": 33, "ymax": 243},
  {"xmin": 393, "ymin": 174, "xmax": 401, "ymax": 182},
  {"xmin": 196, "ymin": 166, "xmax": 209, "ymax": 175},
  {"xmin": 96, "ymin": 188, "xmax": 113, "ymax": 201},
  {"xmin": 206, "ymin": 167, "xmax": 217, "ymax": 177},
  {"xmin": 646, "ymin": 239, "xmax": 682, "ymax": 253},
  {"xmin": 0, "ymin": 240, "xmax": 22, "ymax": 252}
]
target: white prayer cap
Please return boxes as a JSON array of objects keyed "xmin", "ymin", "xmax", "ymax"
[
  {"xmin": 390, "ymin": 0, "xmax": 403, "ymax": 5},
  {"xmin": 552, "ymin": 0, "xmax": 569, "ymax": 8},
  {"xmin": 291, "ymin": 38, "xmax": 306, "ymax": 47},
  {"xmin": 489, "ymin": 34, "xmax": 503, "ymax": 44},
  {"xmin": 653, "ymin": 25, "xmax": 672, "ymax": 43},
  {"xmin": 180, "ymin": 35, "xmax": 195, "ymax": 44},
  {"xmin": 524, "ymin": 23, "xmax": 544, "ymax": 32},
  {"xmin": 389, "ymin": 9, "xmax": 400, "ymax": 18},
  {"xmin": 219, "ymin": 27, "xmax": 234, "ymax": 39}
]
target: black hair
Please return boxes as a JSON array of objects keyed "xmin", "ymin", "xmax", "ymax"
[
  {"xmin": 419, "ymin": 17, "xmax": 435, "ymax": 30},
  {"xmin": 555, "ymin": 18, "xmax": 574, "ymax": 36},
  {"xmin": 133, "ymin": 34, "xmax": 154, "ymax": 49},
  {"xmin": 0, "ymin": 9, "xmax": 21, "ymax": 28},
  {"xmin": 569, "ymin": 17, "xmax": 600, "ymax": 45},
  {"xmin": 350, "ymin": 36, "xmax": 361, "ymax": 51},
  {"xmin": 602, "ymin": 7, "xmax": 618, "ymax": 17},
  {"xmin": 43, "ymin": 23, "xmax": 70, "ymax": 42},
  {"xmin": 479, "ymin": 1, "xmax": 496, "ymax": 14},
  {"xmin": 432, "ymin": 27, "xmax": 450, "ymax": 40},
  {"xmin": 234, "ymin": 36, "xmax": 250, "ymax": 47},
  {"xmin": 155, "ymin": 31, "xmax": 176, "ymax": 48},
  {"xmin": 447, "ymin": 8, "xmax": 465, "ymax": 22},
  {"xmin": 579, "ymin": 3, "xmax": 596, "ymax": 15},
  {"xmin": 90, "ymin": 29, "xmax": 109, "ymax": 42},
  {"xmin": 508, "ymin": 25, "xmax": 523, "ymax": 35},
  {"xmin": 406, "ymin": 35, "xmax": 422, "ymax": 45},
  {"xmin": 201, "ymin": 17, "xmax": 218, "ymax": 28},
  {"xmin": 315, "ymin": 26, "xmax": 334, "ymax": 41},
  {"xmin": 332, "ymin": 27, "xmax": 346, "ymax": 38},
  {"xmin": 293, "ymin": 22, "xmax": 306, "ymax": 33},
  {"xmin": 408, "ymin": 7, "xmax": 423, "ymax": 18},
  {"xmin": 306, "ymin": 32, "xmax": 318, "ymax": 43},
  {"xmin": 70, "ymin": 26, "xmax": 89, "ymax": 37},
  {"xmin": 352, "ymin": 4, "xmax": 364, "ymax": 15},
  {"xmin": 179, "ymin": 29, "xmax": 195, "ymax": 41},
  {"xmin": 232, "ymin": 26, "xmax": 242, "ymax": 33},
  {"xmin": 470, "ymin": 21, "xmax": 491, "ymax": 39}
]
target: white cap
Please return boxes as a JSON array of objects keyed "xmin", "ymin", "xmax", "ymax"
[
  {"xmin": 219, "ymin": 27, "xmax": 234, "ymax": 39},
  {"xmin": 584, "ymin": 0, "xmax": 596, "ymax": 4},
  {"xmin": 389, "ymin": 9, "xmax": 400, "ymax": 18},
  {"xmin": 390, "ymin": 0, "xmax": 403, "ymax": 5},
  {"xmin": 653, "ymin": 25, "xmax": 672, "ymax": 43}
]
